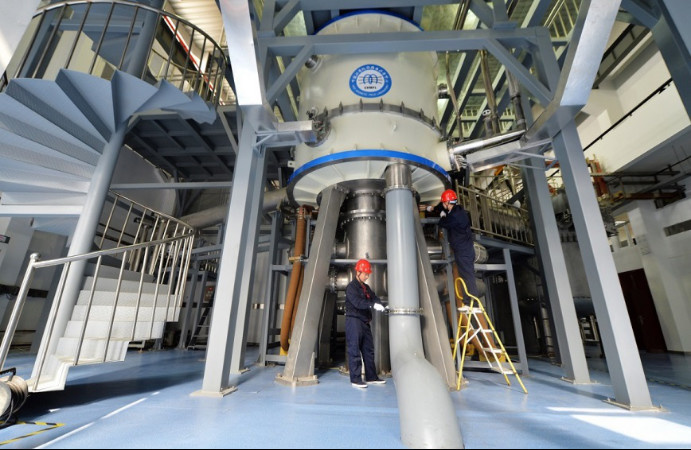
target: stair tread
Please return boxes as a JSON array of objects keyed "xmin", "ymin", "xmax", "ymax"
[
  {"xmin": 0, "ymin": 166, "xmax": 90, "ymax": 193},
  {"xmin": 482, "ymin": 348, "xmax": 505, "ymax": 353},
  {"xmin": 6, "ymin": 78, "xmax": 108, "ymax": 150},
  {"xmin": 458, "ymin": 307, "xmax": 483, "ymax": 314},
  {"xmin": 0, "ymin": 129, "xmax": 96, "ymax": 179}
]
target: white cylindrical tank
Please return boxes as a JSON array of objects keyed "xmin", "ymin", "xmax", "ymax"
[{"xmin": 288, "ymin": 12, "xmax": 452, "ymax": 206}]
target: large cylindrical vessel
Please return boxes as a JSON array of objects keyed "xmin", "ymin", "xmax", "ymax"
[
  {"xmin": 340, "ymin": 179, "xmax": 389, "ymax": 375},
  {"xmin": 288, "ymin": 12, "xmax": 452, "ymax": 206}
]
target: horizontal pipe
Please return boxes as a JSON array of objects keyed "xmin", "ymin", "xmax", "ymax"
[{"xmin": 449, "ymin": 129, "xmax": 525, "ymax": 157}]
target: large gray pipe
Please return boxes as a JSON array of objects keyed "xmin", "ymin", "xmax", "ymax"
[
  {"xmin": 385, "ymin": 164, "xmax": 463, "ymax": 449},
  {"xmin": 181, "ymin": 188, "xmax": 287, "ymax": 228}
]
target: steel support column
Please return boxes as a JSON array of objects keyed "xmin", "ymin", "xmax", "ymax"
[
  {"xmin": 521, "ymin": 158, "xmax": 591, "ymax": 383},
  {"xmin": 229, "ymin": 143, "xmax": 269, "ymax": 374},
  {"xmin": 277, "ymin": 185, "xmax": 345, "ymax": 385},
  {"xmin": 503, "ymin": 248, "xmax": 529, "ymax": 375},
  {"xmin": 197, "ymin": 123, "xmax": 267, "ymax": 396},
  {"xmin": 520, "ymin": 53, "xmax": 591, "ymax": 383},
  {"xmin": 177, "ymin": 260, "xmax": 200, "ymax": 349},
  {"xmin": 552, "ymin": 122, "xmax": 653, "ymax": 409},
  {"xmin": 189, "ymin": 269, "xmax": 210, "ymax": 346},
  {"xmin": 258, "ymin": 210, "xmax": 283, "ymax": 366}
]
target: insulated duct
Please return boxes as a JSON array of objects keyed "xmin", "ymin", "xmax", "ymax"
[
  {"xmin": 288, "ymin": 12, "xmax": 455, "ymax": 207},
  {"xmin": 181, "ymin": 188, "xmax": 287, "ymax": 229}
]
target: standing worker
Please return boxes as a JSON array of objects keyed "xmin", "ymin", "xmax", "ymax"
[
  {"xmin": 423, "ymin": 190, "xmax": 498, "ymax": 360},
  {"xmin": 345, "ymin": 259, "xmax": 387, "ymax": 389},
  {"xmin": 424, "ymin": 189, "xmax": 478, "ymax": 301}
]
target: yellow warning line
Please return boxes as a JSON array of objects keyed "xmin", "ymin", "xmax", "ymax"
[{"xmin": 0, "ymin": 421, "xmax": 65, "ymax": 445}]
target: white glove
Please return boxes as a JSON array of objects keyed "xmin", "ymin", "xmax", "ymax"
[
  {"xmin": 373, "ymin": 303, "xmax": 386, "ymax": 312},
  {"xmin": 439, "ymin": 211, "xmax": 447, "ymax": 218}
]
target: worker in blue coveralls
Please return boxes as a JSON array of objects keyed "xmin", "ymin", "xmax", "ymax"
[
  {"xmin": 345, "ymin": 259, "xmax": 387, "ymax": 389},
  {"xmin": 423, "ymin": 189, "xmax": 477, "ymax": 303}
]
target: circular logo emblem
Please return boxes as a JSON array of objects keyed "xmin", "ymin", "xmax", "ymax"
[{"xmin": 349, "ymin": 64, "xmax": 392, "ymax": 98}]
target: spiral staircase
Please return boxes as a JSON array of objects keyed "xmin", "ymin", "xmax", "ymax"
[{"xmin": 0, "ymin": 68, "xmax": 213, "ymax": 391}]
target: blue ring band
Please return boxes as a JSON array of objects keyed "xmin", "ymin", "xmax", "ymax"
[{"xmin": 288, "ymin": 150, "xmax": 450, "ymax": 185}]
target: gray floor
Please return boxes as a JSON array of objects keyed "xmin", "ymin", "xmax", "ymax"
[{"xmin": 0, "ymin": 345, "xmax": 690, "ymax": 449}]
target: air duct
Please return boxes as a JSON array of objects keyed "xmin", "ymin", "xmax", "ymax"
[{"xmin": 181, "ymin": 188, "xmax": 287, "ymax": 229}]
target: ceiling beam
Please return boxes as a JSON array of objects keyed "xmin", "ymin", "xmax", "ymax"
[
  {"xmin": 219, "ymin": 0, "xmax": 268, "ymax": 106},
  {"xmin": 261, "ymin": 28, "xmax": 541, "ymax": 56}
]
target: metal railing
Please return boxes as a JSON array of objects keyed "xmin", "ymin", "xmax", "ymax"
[
  {"xmin": 0, "ymin": 198, "xmax": 195, "ymax": 391},
  {"xmin": 457, "ymin": 185, "xmax": 533, "ymax": 245},
  {"xmin": 2, "ymin": 0, "xmax": 230, "ymax": 104},
  {"xmin": 97, "ymin": 191, "xmax": 194, "ymax": 274},
  {"xmin": 544, "ymin": 0, "xmax": 581, "ymax": 40}
]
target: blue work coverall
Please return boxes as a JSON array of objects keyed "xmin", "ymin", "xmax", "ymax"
[
  {"xmin": 438, "ymin": 203, "xmax": 477, "ymax": 301},
  {"xmin": 345, "ymin": 278, "xmax": 383, "ymax": 383}
]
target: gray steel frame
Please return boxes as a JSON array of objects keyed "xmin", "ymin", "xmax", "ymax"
[
  {"xmin": 199, "ymin": 118, "xmax": 267, "ymax": 395},
  {"xmin": 277, "ymin": 185, "xmax": 346, "ymax": 384}
]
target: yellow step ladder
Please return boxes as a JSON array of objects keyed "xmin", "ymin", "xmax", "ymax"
[{"xmin": 452, "ymin": 277, "xmax": 527, "ymax": 394}]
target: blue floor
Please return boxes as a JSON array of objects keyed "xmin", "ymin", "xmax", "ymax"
[{"xmin": 1, "ymin": 346, "xmax": 690, "ymax": 449}]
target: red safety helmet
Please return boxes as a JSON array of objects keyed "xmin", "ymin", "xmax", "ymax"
[
  {"xmin": 441, "ymin": 189, "xmax": 458, "ymax": 203},
  {"xmin": 355, "ymin": 259, "xmax": 372, "ymax": 274}
]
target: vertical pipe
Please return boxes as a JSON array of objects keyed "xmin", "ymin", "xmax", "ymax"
[
  {"xmin": 36, "ymin": 125, "xmax": 128, "ymax": 381},
  {"xmin": 117, "ymin": 6, "xmax": 140, "ymax": 70},
  {"xmin": 178, "ymin": 260, "xmax": 200, "ymax": 349},
  {"xmin": 385, "ymin": 164, "xmax": 463, "ymax": 449}
]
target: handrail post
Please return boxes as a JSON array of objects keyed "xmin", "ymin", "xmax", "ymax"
[{"xmin": 0, "ymin": 253, "xmax": 40, "ymax": 371}]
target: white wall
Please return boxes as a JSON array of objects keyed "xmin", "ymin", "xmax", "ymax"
[
  {"xmin": 0, "ymin": 0, "xmax": 41, "ymax": 76},
  {"xmin": 580, "ymin": 42, "xmax": 690, "ymax": 173},
  {"xmin": 546, "ymin": 32, "xmax": 691, "ymax": 353},
  {"xmin": 614, "ymin": 193, "xmax": 691, "ymax": 353},
  {"xmin": 112, "ymin": 147, "xmax": 178, "ymax": 216},
  {"xmin": 611, "ymin": 245, "xmax": 643, "ymax": 273},
  {"xmin": 0, "ymin": 217, "xmax": 35, "ymax": 286}
]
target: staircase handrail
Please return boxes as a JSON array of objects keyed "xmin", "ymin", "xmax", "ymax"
[
  {"xmin": 5, "ymin": 0, "xmax": 230, "ymax": 104},
  {"xmin": 0, "ymin": 229, "xmax": 194, "ymax": 391},
  {"xmin": 99, "ymin": 191, "xmax": 194, "ymax": 273}
]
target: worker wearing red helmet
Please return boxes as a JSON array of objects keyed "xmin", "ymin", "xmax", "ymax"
[
  {"xmin": 422, "ymin": 189, "xmax": 478, "ymax": 302},
  {"xmin": 345, "ymin": 258, "xmax": 386, "ymax": 388}
]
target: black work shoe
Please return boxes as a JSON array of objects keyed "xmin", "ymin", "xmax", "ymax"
[
  {"xmin": 351, "ymin": 381, "xmax": 368, "ymax": 389},
  {"xmin": 366, "ymin": 378, "xmax": 386, "ymax": 385}
]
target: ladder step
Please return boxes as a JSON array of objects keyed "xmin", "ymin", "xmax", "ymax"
[
  {"xmin": 458, "ymin": 307, "xmax": 483, "ymax": 314},
  {"xmin": 484, "ymin": 348, "xmax": 504, "ymax": 354}
]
